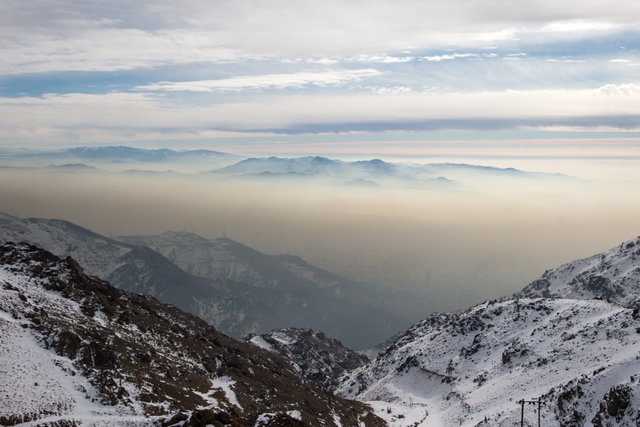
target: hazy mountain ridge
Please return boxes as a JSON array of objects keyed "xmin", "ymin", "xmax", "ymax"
[
  {"xmin": 15, "ymin": 146, "xmax": 236, "ymax": 162},
  {"xmin": 243, "ymin": 328, "xmax": 370, "ymax": 392},
  {"xmin": 120, "ymin": 231, "xmax": 354, "ymax": 291},
  {"xmin": 210, "ymin": 155, "xmax": 570, "ymax": 186},
  {"xmin": 518, "ymin": 236, "xmax": 640, "ymax": 308},
  {"xmin": 0, "ymin": 214, "xmax": 402, "ymax": 348},
  {"xmin": 0, "ymin": 241, "xmax": 383, "ymax": 426},
  {"xmin": 119, "ymin": 230, "xmax": 408, "ymax": 348},
  {"xmin": 0, "ymin": 146, "xmax": 574, "ymax": 192}
]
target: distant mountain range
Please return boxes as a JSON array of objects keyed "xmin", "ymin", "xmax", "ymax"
[
  {"xmin": 207, "ymin": 155, "xmax": 568, "ymax": 188},
  {"xmin": 0, "ymin": 146, "xmax": 573, "ymax": 190},
  {"xmin": 0, "ymin": 241, "xmax": 382, "ymax": 425},
  {"xmin": 16, "ymin": 145, "xmax": 237, "ymax": 163},
  {"xmin": 0, "ymin": 213, "xmax": 404, "ymax": 349}
]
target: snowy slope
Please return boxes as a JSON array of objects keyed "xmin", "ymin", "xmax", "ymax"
[
  {"xmin": 338, "ymin": 298, "xmax": 640, "ymax": 426},
  {"xmin": 518, "ymin": 236, "xmax": 640, "ymax": 308},
  {"xmin": 0, "ymin": 242, "xmax": 383, "ymax": 426}
]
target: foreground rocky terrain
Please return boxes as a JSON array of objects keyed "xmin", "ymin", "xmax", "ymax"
[
  {"xmin": 338, "ymin": 297, "xmax": 640, "ymax": 426},
  {"xmin": 244, "ymin": 327, "xmax": 369, "ymax": 392},
  {"xmin": 338, "ymin": 237, "xmax": 640, "ymax": 426},
  {"xmin": 0, "ymin": 241, "xmax": 383, "ymax": 426}
]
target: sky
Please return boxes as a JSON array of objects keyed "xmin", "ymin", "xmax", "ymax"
[{"xmin": 0, "ymin": 0, "xmax": 639, "ymax": 149}]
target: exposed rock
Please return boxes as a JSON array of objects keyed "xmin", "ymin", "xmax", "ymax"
[{"xmin": 243, "ymin": 327, "xmax": 369, "ymax": 391}]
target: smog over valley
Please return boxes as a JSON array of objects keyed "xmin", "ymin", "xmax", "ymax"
[{"xmin": 1, "ymin": 1, "xmax": 640, "ymax": 426}]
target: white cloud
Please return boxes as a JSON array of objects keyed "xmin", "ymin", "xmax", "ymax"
[
  {"xmin": 134, "ymin": 69, "xmax": 382, "ymax": 92},
  {"xmin": 542, "ymin": 20, "xmax": 618, "ymax": 33},
  {"xmin": 421, "ymin": 53, "xmax": 479, "ymax": 62},
  {"xmin": 351, "ymin": 55, "xmax": 415, "ymax": 63},
  {"xmin": 3, "ymin": 1, "xmax": 639, "ymax": 73},
  {"xmin": 0, "ymin": 29, "xmax": 249, "ymax": 74},
  {"xmin": 1, "ymin": 84, "xmax": 638, "ymax": 145}
]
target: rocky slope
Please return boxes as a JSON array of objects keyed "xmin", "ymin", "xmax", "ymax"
[
  {"xmin": 0, "ymin": 241, "xmax": 383, "ymax": 426},
  {"xmin": 518, "ymin": 236, "xmax": 640, "ymax": 308},
  {"xmin": 0, "ymin": 213, "xmax": 401, "ymax": 348},
  {"xmin": 243, "ymin": 328, "xmax": 369, "ymax": 392},
  {"xmin": 337, "ymin": 297, "xmax": 640, "ymax": 426}
]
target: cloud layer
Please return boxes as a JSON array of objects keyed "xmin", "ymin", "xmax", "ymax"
[{"xmin": 1, "ymin": 0, "xmax": 639, "ymax": 146}]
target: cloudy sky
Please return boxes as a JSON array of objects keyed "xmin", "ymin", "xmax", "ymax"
[{"xmin": 1, "ymin": 0, "xmax": 639, "ymax": 151}]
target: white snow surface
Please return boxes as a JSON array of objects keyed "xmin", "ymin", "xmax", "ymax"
[
  {"xmin": 210, "ymin": 376, "xmax": 242, "ymax": 410},
  {"xmin": 248, "ymin": 335, "xmax": 273, "ymax": 351},
  {"xmin": 0, "ymin": 265, "xmax": 146, "ymax": 425},
  {"xmin": 519, "ymin": 236, "xmax": 640, "ymax": 307},
  {"xmin": 338, "ymin": 297, "xmax": 640, "ymax": 426}
]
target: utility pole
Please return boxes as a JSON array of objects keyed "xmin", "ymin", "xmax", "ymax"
[
  {"xmin": 537, "ymin": 398, "xmax": 543, "ymax": 427},
  {"xmin": 518, "ymin": 398, "xmax": 544, "ymax": 427}
]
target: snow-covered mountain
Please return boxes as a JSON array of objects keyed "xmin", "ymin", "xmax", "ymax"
[
  {"xmin": 338, "ymin": 297, "xmax": 640, "ymax": 426},
  {"xmin": 0, "ymin": 214, "xmax": 401, "ymax": 348},
  {"xmin": 0, "ymin": 241, "xmax": 382, "ymax": 425},
  {"xmin": 518, "ymin": 236, "xmax": 640, "ymax": 308},
  {"xmin": 244, "ymin": 328, "xmax": 369, "ymax": 392}
]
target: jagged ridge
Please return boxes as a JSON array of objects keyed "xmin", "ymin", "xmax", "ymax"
[{"xmin": 519, "ymin": 236, "xmax": 640, "ymax": 308}]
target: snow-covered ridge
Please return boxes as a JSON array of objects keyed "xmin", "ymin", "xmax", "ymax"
[
  {"xmin": 338, "ymin": 298, "xmax": 640, "ymax": 426},
  {"xmin": 518, "ymin": 236, "xmax": 640, "ymax": 308}
]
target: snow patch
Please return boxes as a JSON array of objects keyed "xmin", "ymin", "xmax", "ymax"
[{"xmin": 211, "ymin": 376, "xmax": 242, "ymax": 410}]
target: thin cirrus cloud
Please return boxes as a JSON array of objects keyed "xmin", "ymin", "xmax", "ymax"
[{"xmin": 135, "ymin": 69, "xmax": 382, "ymax": 92}]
